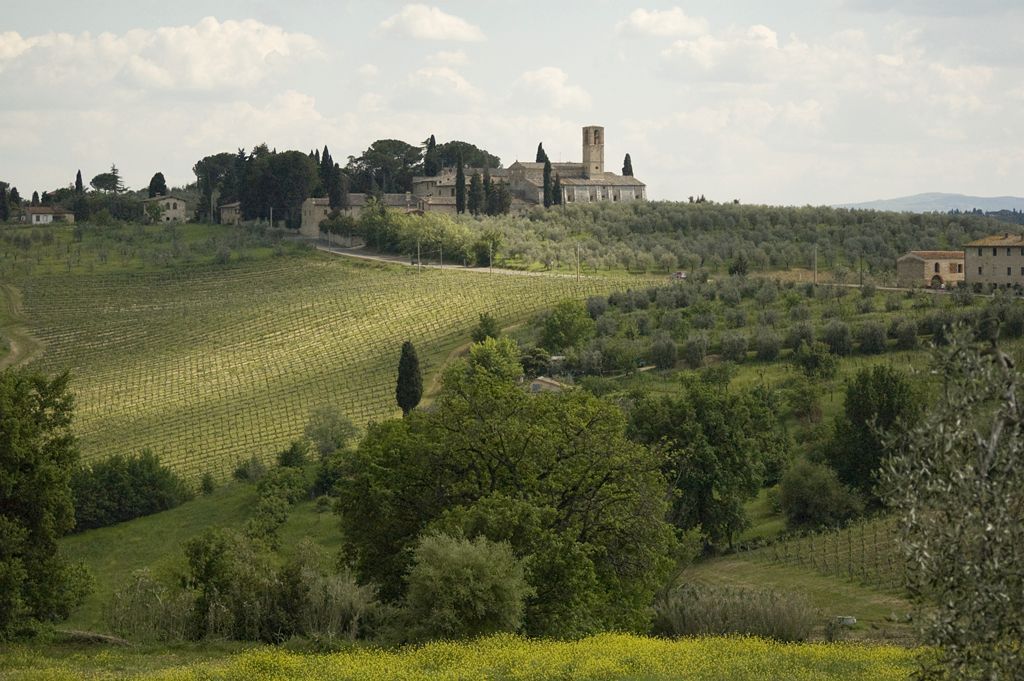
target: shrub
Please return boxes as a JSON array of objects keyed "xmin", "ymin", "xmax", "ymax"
[
  {"xmin": 720, "ymin": 333, "xmax": 748, "ymax": 363},
  {"xmin": 402, "ymin": 534, "xmax": 533, "ymax": 642},
  {"xmin": 894, "ymin": 320, "xmax": 919, "ymax": 350},
  {"xmin": 107, "ymin": 571, "xmax": 193, "ymax": 642},
  {"xmin": 585, "ymin": 295, "xmax": 608, "ymax": 319},
  {"xmin": 304, "ymin": 406, "xmax": 357, "ymax": 458},
  {"xmin": 691, "ymin": 311, "xmax": 715, "ymax": 330},
  {"xmin": 277, "ymin": 439, "xmax": 311, "ymax": 469},
  {"xmin": 779, "ymin": 460, "xmax": 864, "ymax": 529},
  {"xmin": 757, "ymin": 309, "xmax": 779, "ymax": 327},
  {"xmin": 755, "ymin": 328, "xmax": 781, "ymax": 361},
  {"xmin": 648, "ymin": 333, "xmax": 678, "ymax": 370},
  {"xmin": 860, "ymin": 283, "xmax": 876, "ymax": 299},
  {"xmin": 821, "ymin": 321, "xmax": 852, "ymax": 356},
  {"xmin": 789, "ymin": 304, "xmax": 811, "ymax": 322},
  {"xmin": 786, "ymin": 322, "xmax": 815, "ymax": 352},
  {"xmin": 885, "ymin": 295, "xmax": 902, "ymax": 312},
  {"xmin": 233, "ymin": 455, "xmax": 267, "ymax": 481},
  {"xmin": 856, "ymin": 322, "xmax": 886, "ymax": 354},
  {"xmin": 257, "ymin": 466, "xmax": 308, "ymax": 505},
  {"xmin": 725, "ymin": 308, "xmax": 747, "ymax": 329},
  {"xmin": 200, "ymin": 472, "xmax": 216, "ymax": 496},
  {"xmin": 683, "ymin": 334, "xmax": 708, "ymax": 368},
  {"xmin": 653, "ymin": 584, "xmax": 816, "ymax": 642},
  {"xmin": 786, "ymin": 377, "xmax": 821, "ymax": 423},
  {"xmin": 471, "ymin": 312, "xmax": 501, "ymax": 343},
  {"xmin": 856, "ymin": 297, "xmax": 874, "ymax": 314},
  {"xmin": 793, "ymin": 341, "xmax": 837, "ymax": 379},
  {"xmin": 72, "ymin": 450, "xmax": 194, "ymax": 532}
]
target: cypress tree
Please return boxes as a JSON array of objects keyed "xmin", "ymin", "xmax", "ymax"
[
  {"xmin": 329, "ymin": 163, "xmax": 349, "ymax": 209},
  {"xmin": 424, "ymin": 135, "xmax": 439, "ymax": 177},
  {"xmin": 622, "ymin": 154, "xmax": 633, "ymax": 177},
  {"xmin": 147, "ymin": 172, "xmax": 168, "ymax": 198},
  {"xmin": 468, "ymin": 172, "xmax": 483, "ymax": 215},
  {"xmin": 396, "ymin": 340, "xmax": 423, "ymax": 416},
  {"xmin": 542, "ymin": 159, "xmax": 552, "ymax": 208},
  {"xmin": 9, "ymin": 188, "xmax": 20, "ymax": 206},
  {"xmin": 31, "ymin": 191, "xmax": 39, "ymax": 207},
  {"xmin": 536, "ymin": 143, "xmax": 548, "ymax": 164},
  {"xmin": 0, "ymin": 186, "xmax": 8, "ymax": 222},
  {"xmin": 74, "ymin": 170, "xmax": 83, "ymax": 194},
  {"xmin": 455, "ymin": 153, "xmax": 466, "ymax": 214},
  {"xmin": 552, "ymin": 174, "xmax": 562, "ymax": 206},
  {"xmin": 482, "ymin": 168, "xmax": 493, "ymax": 209}
]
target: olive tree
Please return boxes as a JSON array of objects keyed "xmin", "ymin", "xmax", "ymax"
[{"xmin": 880, "ymin": 331, "xmax": 1024, "ymax": 679}]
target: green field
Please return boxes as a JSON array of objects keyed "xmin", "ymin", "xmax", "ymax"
[
  {"xmin": 0, "ymin": 632, "xmax": 922, "ymax": 680},
  {"xmin": 3, "ymin": 231, "xmax": 641, "ymax": 480}
]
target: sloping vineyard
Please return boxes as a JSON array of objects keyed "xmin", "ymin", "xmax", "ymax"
[{"xmin": 17, "ymin": 254, "xmax": 633, "ymax": 479}]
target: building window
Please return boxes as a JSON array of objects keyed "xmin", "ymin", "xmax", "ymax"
[
  {"xmin": 1008, "ymin": 248, "xmax": 1013, "ymax": 256},
  {"xmin": 978, "ymin": 248, "xmax": 982, "ymax": 256},
  {"xmin": 934, "ymin": 262, "xmax": 940, "ymax": 273},
  {"xmin": 1008, "ymin": 267, "xmax": 1012, "ymax": 276},
  {"xmin": 958, "ymin": 264, "xmax": 963, "ymax": 273},
  {"xmin": 1020, "ymin": 267, "xmax": 1024, "ymax": 276},
  {"xmin": 993, "ymin": 248, "xmax": 998, "ymax": 256},
  {"xmin": 979, "ymin": 266, "xmax": 984, "ymax": 275}
]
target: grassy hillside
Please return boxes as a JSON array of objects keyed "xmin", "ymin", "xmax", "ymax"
[
  {"xmin": 0, "ymin": 633, "xmax": 921, "ymax": 680},
  {"xmin": 2, "ymin": 228, "xmax": 640, "ymax": 480}
]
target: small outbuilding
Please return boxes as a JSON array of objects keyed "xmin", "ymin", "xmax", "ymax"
[
  {"xmin": 896, "ymin": 250, "xmax": 964, "ymax": 288},
  {"xmin": 219, "ymin": 201, "xmax": 241, "ymax": 225},
  {"xmin": 22, "ymin": 206, "xmax": 75, "ymax": 225},
  {"xmin": 142, "ymin": 195, "xmax": 189, "ymax": 223}
]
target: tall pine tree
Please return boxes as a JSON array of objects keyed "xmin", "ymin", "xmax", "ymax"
[
  {"xmin": 396, "ymin": 341, "xmax": 423, "ymax": 416},
  {"xmin": 536, "ymin": 143, "xmax": 548, "ymax": 164},
  {"xmin": 542, "ymin": 159, "xmax": 553, "ymax": 208},
  {"xmin": 455, "ymin": 153, "xmax": 466, "ymax": 214},
  {"xmin": 74, "ymin": 170, "xmax": 83, "ymax": 194},
  {"xmin": 9, "ymin": 188, "xmax": 20, "ymax": 206},
  {"xmin": 468, "ymin": 172, "xmax": 483, "ymax": 215},
  {"xmin": 552, "ymin": 174, "xmax": 562, "ymax": 206},
  {"xmin": 622, "ymin": 154, "xmax": 633, "ymax": 176}
]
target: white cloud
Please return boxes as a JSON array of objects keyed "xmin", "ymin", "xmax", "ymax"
[
  {"xmin": 379, "ymin": 5, "xmax": 485, "ymax": 42},
  {"xmin": 617, "ymin": 8, "xmax": 708, "ymax": 38},
  {"xmin": 0, "ymin": 17, "xmax": 320, "ymax": 99},
  {"xmin": 406, "ymin": 66, "xmax": 482, "ymax": 103},
  {"xmin": 358, "ymin": 63, "xmax": 380, "ymax": 79},
  {"xmin": 427, "ymin": 50, "xmax": 468, "ymax": 66},
  {"xmin": 513, "ymin": 67, "xmax": 591, "ymax": 110}
]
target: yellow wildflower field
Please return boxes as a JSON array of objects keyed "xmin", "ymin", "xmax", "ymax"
[{"xmin": 3, "ymin": 634, "xmax": 921, "ymax": 680}]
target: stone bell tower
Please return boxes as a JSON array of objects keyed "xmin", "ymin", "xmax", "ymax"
[{"xmin": 582, "ymin": 125, "xmax": 604, "ymax": 179}]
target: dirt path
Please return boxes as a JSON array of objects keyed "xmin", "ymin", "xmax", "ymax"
[{"xmin": 0, "ymin": 283, "xmax": 42, "ymax": 369}]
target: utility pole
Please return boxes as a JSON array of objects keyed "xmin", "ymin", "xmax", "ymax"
[
  {"xmin": 269, "ymin": 206, "xmax": 273, "ymax": 228},
  {"xmin": 576, "ymin": 243, "xmax": 580, "ymax": 282},
  {"xmin": 489, "ymin": 241, "xmax": 492, "ymax": 274},
  {"xmin": 417, "ymin": 238, "xmax": 421, "ymax": 272},
  {"xmin": 813, "ymin": 244, "xmax": 818, "ymax": 285}
]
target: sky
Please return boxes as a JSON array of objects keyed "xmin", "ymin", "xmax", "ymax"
[{"xmin": 2, "ymin": 1, "xmax": 1022, "ymax": 205}]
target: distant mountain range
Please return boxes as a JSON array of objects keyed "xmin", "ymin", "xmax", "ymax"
[{"xmin": 835, "ymin": 192, "xmax": 1024, "ymax": 213}]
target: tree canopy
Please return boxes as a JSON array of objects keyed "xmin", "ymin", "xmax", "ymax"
[
  {"xmin": 0, "ymin": 369, "xmax": 90, "ymax": 639},
  {"xmin": 336, "ymin": 337, "xmax": 676, "ymax": 636}
]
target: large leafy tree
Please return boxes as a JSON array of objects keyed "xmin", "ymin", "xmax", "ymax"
[
  {"xmin": 629, "ymin": 377, "xmax": 790, "ymax": 550},
  {"xmin": 540, "ymin": 300, "xmax": 594, "ymax": 352},
  {"xmin": 0, "ymin": 369, "xmax": 90, "ymax": 639},
  {"xmin": 192, "ymin": 152, "xmax": 235, "ymax": 221},
  {"xmin": 828, "ymin": 365, "xmax": 920, "ymax": 501},
  {"xmin": 337, "ymin": 337, "xmax": 675, "ymax": 636},
  {"xmin": 435, "ymin": 141, "xmax": 500, "ymax": 171},
  {"xmin": 347, "ymin": 139, "xmax": 422, "ymax": 194},
  {"xmin": 90, "ymin": 164, "xmax": 124, "ymax": 193},
  {"xmin": 396, "ymin": 340, "xmax": 423, "ymax": 416}
]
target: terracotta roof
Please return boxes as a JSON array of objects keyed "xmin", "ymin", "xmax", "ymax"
[
  {"xmin": 25, "ymin": 206, "xmax": 71, "ymax": 215},
  {"xmin": 898, "ymin": 250, "xmax": 964, "ymax": 260},
  {"xmin": 142, "ymin": 194, "xmax": 188, "ymax": 203},
  {"xmin": 561, "ymin": 175, "xmax": 645, "ymax": 187},
  {"xmin": 964, "ymin": 234, "xmax": 1024, "ymax": 247}
]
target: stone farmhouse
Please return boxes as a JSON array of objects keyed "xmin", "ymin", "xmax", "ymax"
[
  {"xmin": 22, "ymin": 206, "xmax": 74, "ymax": 225},
  {"xmin": 219, "ymin": 201, "xmax": 242, "ymax": 226},
  {"xmin": 964, "ymin": 233, "xmax": 1024, "ymax": 287},
  {"xmin": 299, "ymin": 193, "xmax": 425, "ymax": 237},
  {"xmin": 142, "ymin": 194, "xmax": 188, "ymax": 223},
  {"xmin": 896, "ymin": 250, "xmax": 964, "ymax": 288}
]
